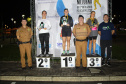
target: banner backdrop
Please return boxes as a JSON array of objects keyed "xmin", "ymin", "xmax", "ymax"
[{"xmin": 35, "ymin": 0, "xmax": 108, "ymax": 57}]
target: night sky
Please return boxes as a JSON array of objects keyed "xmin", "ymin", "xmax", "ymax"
[{"xmin": 0, "ymin": 0, "xmax": 125, "ymax": 28}]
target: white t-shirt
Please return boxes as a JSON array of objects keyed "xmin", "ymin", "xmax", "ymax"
[{"xmin": 37, "ymin": 19, "xmax": 51, "ymax": 34}]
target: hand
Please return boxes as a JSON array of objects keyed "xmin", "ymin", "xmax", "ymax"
[
  {"xmin": 90, "ymin": 26, "xmax": 94, "ymax": 28},
  {"xmin": 61, "ymin": 24, "xmax": 63, "ymax": 27},
  {"xmin": 39, "ymin": 28, "xmax": 41, "ymax": 31},
  {"xmin": 44, "ymin": 28, "xmax": 47, "ymax": 30},
  {"xmin": 17, "ymin": 36, "xmax": 19, "ymax": 39},
  {"xmin": 94, "ymin": 24, "xmax": 98, "ymax": 27},
  {"xmin": 66, "ymin": 24, "xmax": 70, "ymax": 26}
]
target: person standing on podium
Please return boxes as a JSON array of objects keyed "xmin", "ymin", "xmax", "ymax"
[
  {"xmin": 86, "ymin": 11, "xmax": 99, "ymax": 55},
  {"xmin": 37, "ymin": 10, "xmax": 51, "ymax": 57},
  {"xmin": 59, "ymin": 8, "xmax": 73, "ymax": 55},
  {"xmin": 73, "ymin": 15, "xmax": 91, "ymax": 69}
]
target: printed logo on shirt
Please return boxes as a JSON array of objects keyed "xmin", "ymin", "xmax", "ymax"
[
  {"xmin": 28, "ymin": 29, "xmax": 30, "ymax": 31},
  {"xmin": 40, "ymin": 22, "xmax": 44, "ymax": 28},
  {"xmin": 102, "ymin": 26, "xmax": 110, "ymax": 30}
]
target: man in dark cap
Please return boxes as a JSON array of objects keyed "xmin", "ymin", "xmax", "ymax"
[{"xmin": 73, "ymin": 15, "xmax": 91, "ymax": 69}]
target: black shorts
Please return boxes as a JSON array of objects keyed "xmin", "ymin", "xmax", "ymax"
[
  {"xmin": 89, "ymin": 36, "xmax": 97, "ymax": 40},
  {"xmin": 62, "ymin": 27, "xmax": 71, "ymax": 37}
]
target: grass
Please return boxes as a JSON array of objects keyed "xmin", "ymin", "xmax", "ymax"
[
  {"xmin": 112, "ymin": 44, "xmax": 126, "ymax": 60},
  {"xmin": 0, "ymin": 44, "xmax": 20, "ymax": 61}
]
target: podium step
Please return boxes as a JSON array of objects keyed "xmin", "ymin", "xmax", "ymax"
[
  {"xmin": 89, "ymin": 68, "xmax": 101, "ymax": 73},
  {"xmin": 61, "ymin": 53, "xmax": 75, "ymax": 56}
]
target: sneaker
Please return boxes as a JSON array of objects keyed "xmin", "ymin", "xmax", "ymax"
[
  {"xmin": 40, "ymin": 54, "xmax": 44, "ymax": 57},
  {"xmin": 67, "ymin": 50, "xmax": 70, "ymax": 55},
  {"xmin": 22, "ymin": 67, "xmax": 26, "ymax": 70},
  {"xmin": 92, "ymin": 53, "xmax": 97, "ymax": 56},
  {"xmin": 89, "ymin": 53, "xmax": 91, "ymax": 56},
  {"xmin": 106, "ymin": 61, "xmax": 111, "ymax": 66},
  {"xmin": 83, "ymin": 67, "xmax": 87, "ymax": 70},
  {"xmin": 29, "ymin": 66, "xmax": 33, "ymax": 70},
  {"xmin": 102, "ymin": 61, "xmax": 106, "ymax": 66},
  {"xmin": 62, "ymin": 50, "xmax": 66, "ymax": 55},
  {"xmin": 46, "ymin": 54, "xmax": 50, "ymax": 57},
  {"xmin": 75, "ymin": 66, "xmax": 80, "ymax": 69}
]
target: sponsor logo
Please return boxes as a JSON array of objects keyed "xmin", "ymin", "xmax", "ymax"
[
  {"xmin": 38, "ymin": 44, "xmax": 51, "ymax": 48},
  {"xmin": 102, "ymin": 26, "xmax": 110, "ymax": 30},
  {"xmin": 57, "ymin": 43, "xmax": 62, "ymax": 47}
]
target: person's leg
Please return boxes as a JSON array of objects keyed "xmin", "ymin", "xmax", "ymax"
[
  {"xmin": 75, "ymin": 41, "xmax": 82, "ymax": 67},
  {"xmin": 39, "ymin": 34, "xmax": 45, "ymax": 54},
  {"xmin": 66, "ymin": 36, "xmax": 71, "ymax": 53},
  {"xmin": 100, "ymin": 40, "xmax": 106, "ymax": 63},
  {"xmin": 25, "ymin": 43, "xmax": 32, "ymax": 67},
  {"xmin": 19, "ymin": 44, "xmax": 26, "ymax": 68},
  {"xmin": 82, "ymin": 41, "xmax": 87, "ymax": 67},
  {"xmin": 93, "ymin": 39, "xmax": 96, "ymax": 54},
  {"xmin": 62, "ymin": 37, "xmax": 66, "ymax": 53},
  {"xmin": 89, "ymin": 38, "xmax": 92, "ymax": 54},
  {"xmin": 62, "ymin": 28, "xmax": 67, "ymax": 54},
  {"xmin": 45, "ymin": 33, "xmax": 49, "ymax": 54},
  {"xmin": 107, "ymin": 40, "xmax": 112, "ymax": 63}
]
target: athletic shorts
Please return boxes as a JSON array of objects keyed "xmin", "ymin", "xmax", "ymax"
[
  {"xmin": 89, "ymin": 36, "xmax": 97, "ymax": 40},
  {"xmin": 62, "ymin": 27, "xmax": 71, "ymax": 37}
]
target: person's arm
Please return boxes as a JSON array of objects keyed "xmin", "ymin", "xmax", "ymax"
[
  {"xmin": 86, "ymin": 18, "xmax": 93, "ymax": 29},
  {"xmin": 16, "ymin": 29, "xmax": 20, "ymax": 40},
  {"xmin": 87, "ymin": 25, "xmax": 91, "ymax": 37},
  {"xmin": 44, "ymin": 20, "xmax": 51, "ymax": 30},
  {"xmin": 98, "ymin": 31, "xmax": 101, "ymax": 36},
  {"xmin": 112, "ymin": 30, "xmax": 115, "ymax": 35},
  {"xmin": 59, "ymin": 17, "xmax": 63, "ymax": 27},
  {"xmin": 69, "ymin": 17, "xmax": 73, "ymax": 27},
  {"xmin": 111, "ymin": 23, "xmax": 115, "ymax": 35},
  {"xmin": 98, "ymin": 24, "xmax": 102, "ymax": 35},
  {"xmin": 72, "ymin": 25, "xmax": 76, "ymax": 37},
  {"xmin": 94, "ymin": 18, "xmax": 99, "ymax": 28}
]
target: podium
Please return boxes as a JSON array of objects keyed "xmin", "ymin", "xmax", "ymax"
[
  {"xmin": 87, "ymin": 54, "xmax": 102, "ymax": 68},
  {"xmin": 36, "ymin": 54, "xmax": 53, "ymax": 68},
  {"xmin": 61, "ymin": 53, "xmax": 75, "ymax": 68}
]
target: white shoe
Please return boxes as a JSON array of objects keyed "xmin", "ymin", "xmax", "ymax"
[
  {"xmin": 92, "ymin": 53, "xmax": 96, "ymax": 56},
  {"xmin": 46, "ymin": 54, "xmax": 49, "ymax": 57},
  {"xmin": 40, "ymin": 54, "xmax": 44, "ymax": 57}
]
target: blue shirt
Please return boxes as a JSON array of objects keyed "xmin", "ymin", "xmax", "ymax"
[{"xmin": 98, "ymin": 22, "xmax": 115, "ymax": 40}]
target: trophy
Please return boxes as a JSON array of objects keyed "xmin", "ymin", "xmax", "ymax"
[
  {"xmin": 62, "ymin": 17, "xmax": 67, "ymax": 25},
  {"xmin": 40, "ymin": 22, "xmax": 44, "ymax": 29}
]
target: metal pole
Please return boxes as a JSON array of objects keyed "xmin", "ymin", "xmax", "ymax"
[{"xmin": 30, "ymin": 0, "xmax": 36, "ymax": 61}]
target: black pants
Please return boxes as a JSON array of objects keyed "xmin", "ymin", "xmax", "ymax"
[
  {"xmin": 39, "ymin": 33, "xmax": 49, "ymax": 54},
  {"xmin": 100, "ymin": 40, "xmax": 112, "ymax": 62}
]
